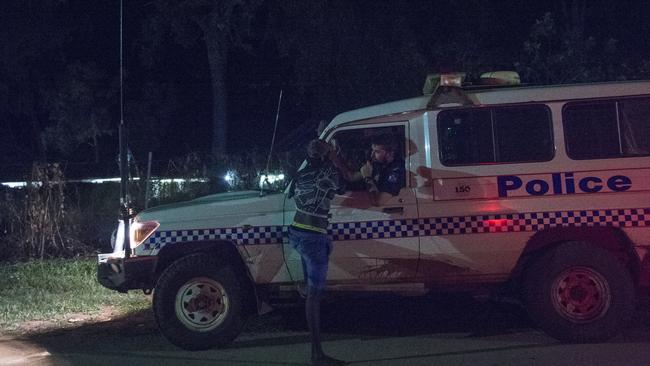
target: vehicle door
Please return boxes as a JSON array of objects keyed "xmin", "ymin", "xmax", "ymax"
[
  {"xmin": 324, "ymin": 123, "xmax": 419, "ymax": 285},
  {"xmin": 282, "ymin": 123, "xmax": 419, "ymax": 286}
]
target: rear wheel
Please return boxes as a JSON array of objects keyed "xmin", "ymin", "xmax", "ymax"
[
  {"xmin": 153, "ymin": 253, "xmax": 245, "ymax": 350},
  {"xmin": 523, "ymin": 241, "xmax": 635, "ymax": 342}
]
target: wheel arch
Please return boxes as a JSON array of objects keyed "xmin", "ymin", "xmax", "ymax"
[
  {"xmin": 509, "ymin": 226, "xmax": 641, "ymax": 291},
  {"xmin": 154, "ymin": 240, "xmax": 259, "ymax": 316}
]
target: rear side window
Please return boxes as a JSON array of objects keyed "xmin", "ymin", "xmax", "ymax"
[
  {"xmin": 437, "ymin": 105, "xmax": 553, "ymax": 166},
  {"xmin": 563, "ymin": 97, "xmax": 650, "ymax": 159}
]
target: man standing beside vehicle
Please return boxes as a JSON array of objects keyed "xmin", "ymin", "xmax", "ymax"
[{"xmin": 288, "ymin": 139, "xmax": 347, "ymax": 366}]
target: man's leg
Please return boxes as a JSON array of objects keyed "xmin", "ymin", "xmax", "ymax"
[
  {"xmin": 293, "ymin": 229, "xmax": 345, "ymax": 365},
  {"xmin": 306, "ymin": 286, "xmax": 344, "ymax": 365},
  {"xmin": 306, "ymin": 285, "xmax": 323, "ymax": 357}
]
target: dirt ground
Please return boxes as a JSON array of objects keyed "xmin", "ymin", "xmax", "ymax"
[{"xmin": 2, "ymin": 295, "xmax": 650, "ymax": 365}]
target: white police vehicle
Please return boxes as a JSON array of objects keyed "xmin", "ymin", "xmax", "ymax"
[{"xmin": 98, "ymin": 72, "xmax": 650, "ymax": 350}]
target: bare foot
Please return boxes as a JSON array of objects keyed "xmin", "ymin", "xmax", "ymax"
[{"xmin": 311, "ymin": 353, "xmax": 346, "ymax": 366}]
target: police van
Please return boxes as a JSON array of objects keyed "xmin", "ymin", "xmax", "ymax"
[{"xmin": 98, "ymin": 72, "xmax": 650, "ymax": 350}]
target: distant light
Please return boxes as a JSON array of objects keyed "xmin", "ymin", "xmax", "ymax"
[
  {"xmin": 1, "ymin": 177, "xmax": 208, "ymax": 189},
  {"xmin": 1, "ymin": 181, "xmax": 27, "ymax": 188},
  {"xmin": 259, "ymin": 173, "xmax": 285, "ymax": 188},
  {"xmin": 223, "ymin": 170, "xmax": 238, "ymax": 186},
  {"xmin": 86, "ymin": 178, "xmax": 123, "ymax": 184}
]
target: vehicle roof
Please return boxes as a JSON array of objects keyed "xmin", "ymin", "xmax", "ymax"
[{"xmin": 325, "ymin": 79, "xmax": 650, "ymax": 133}]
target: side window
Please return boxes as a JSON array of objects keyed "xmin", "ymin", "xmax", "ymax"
[
  {"xmin": 494, "ymin": 106, "xmax": 554, "ymax": 163},
  {"xmin": 330, "ymin": 125, "xmax": 406, "ymax": 191},
  {"xmin": 437, "ymin": 105, "xmax": 553, "ymax": 166},
  {"xmin": 619, "ymin": 98, "xmax": 650, "ymax": 155},
  {"xmin": 438, "ymin": 109, "xmax": 493, "ymax": 165},
  {"xmin": 564, "ymin": 97, "xmax": 650, "ymax": 159},
  {"xmin": 563, "ymin": 102, "xmax": 619, "ymax": 159}
]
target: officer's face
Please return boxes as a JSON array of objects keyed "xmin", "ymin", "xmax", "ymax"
[{"xmin": 371, "ymin": 144, "xmax": 393, "ymax": 163}]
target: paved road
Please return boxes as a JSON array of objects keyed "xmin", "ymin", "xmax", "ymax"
[{"xmin": 2, "ymin": 294, "xmax": 650, "ymax": 365}]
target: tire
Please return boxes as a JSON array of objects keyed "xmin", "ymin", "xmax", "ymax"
[
  {"xmin": 523, "ymin": 241, "xmax": 635, "ymax": 343},
  {"xmin": 153, "ymin": 252, "xmax": 245, "ymax": 350}
]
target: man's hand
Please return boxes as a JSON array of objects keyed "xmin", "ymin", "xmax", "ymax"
[{"xmin": 360, "ymin": 161, "xmax": 373, "ymax": 179}]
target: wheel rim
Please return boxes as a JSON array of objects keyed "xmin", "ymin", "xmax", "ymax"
[
  {"xmin": 551, "ymin": 266, "xmax": 610, "ymax": 323},
  {"xmin": 175, "ymin": 277, "xmax": 229, "ymax": 332}
]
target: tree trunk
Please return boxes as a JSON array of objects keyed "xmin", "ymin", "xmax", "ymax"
[
  {"xmin": 30, "ymin": 118, "xmax": 46, "ymax": 161},
  {"xmin": 204, "ymin": 30, "xmax": 229, "ymax": 156},
  {"xmin": 92, "ymin": 133, "xmax": 99, "ymax": 164}
]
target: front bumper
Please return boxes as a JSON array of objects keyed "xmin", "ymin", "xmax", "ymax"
[{"xmin": 97, "ymin": 255, "xmax": 158, "ymax": 293}]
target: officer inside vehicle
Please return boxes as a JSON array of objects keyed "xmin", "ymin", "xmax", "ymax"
[
  {"xmin": 360, "ymin": 134, "xmax": 405, "ymax": 205},
  {"xmin": 334, "ymin": 134, "xmax": 405, "ymax": 205}
]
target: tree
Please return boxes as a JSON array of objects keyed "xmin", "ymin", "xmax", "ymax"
[
  {"xmin": 517, "ymin": 11, "xmax": 599, "ymax": 84},
  {"xmin": 0, "ymin": 0, "xmax": 70, "ymax": 163},
  {"xmin": 43, "ymin": 62, "xmax": 114, "ymax": 163},
  {"xmin": 515, "ymin": 0, "xmax": 633, "ymax": 84},
  {"xmin": 143, "ymin": 0, "xmax": 262, "ymax": 155},
  {"xmin": 267, "ymin": 1, "xmax": 430, "ymax": 119}
]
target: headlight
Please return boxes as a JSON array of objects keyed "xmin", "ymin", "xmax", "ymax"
[
  {"xmin": 130, "ymin": 220, "xmax": 160, "ymax": 249},
  {"xmin": 113, "ymin": 221, "xmax": 125, "ymax": 251},
  {"xmin": 110, "ymin": 228, "xmax": 118, "ymax": 250}
]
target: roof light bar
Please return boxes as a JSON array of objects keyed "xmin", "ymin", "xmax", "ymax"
[{"xmin": 440, "ymin": 73, "xmax": 466, "ymax": 87}]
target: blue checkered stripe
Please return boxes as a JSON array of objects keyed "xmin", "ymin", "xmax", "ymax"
[
  {"xmin": 143, "ymin": 225, "xmax": 286, "ymax": 251},
  {"xmin": 330, "ymin": 219, "xmax": 420, "ymax": 241},
  {"xmin": 330, "ymin": 208, "xmax": 650, "ymax": 239},
  {"xmin": 143, "ymin": 207, "xmax": 650, "ymax": 249},
  {"xmin": 417, "ymin": 207, "xmax": 650, "ymax": 236}
]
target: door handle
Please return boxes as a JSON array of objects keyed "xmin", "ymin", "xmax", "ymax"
[{"xmin": 382, "ymin": 206, "xmax": 404, "ymax": 214}]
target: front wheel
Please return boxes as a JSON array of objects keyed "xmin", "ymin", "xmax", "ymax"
[
  {"xmin": 153, "ymin": 253, "xmax": 245, "ymax": 350},
  {"xmin": 523, "ymin": 241, "xmax": 635, "ymax": 342}
]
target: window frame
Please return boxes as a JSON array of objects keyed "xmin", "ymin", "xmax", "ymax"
[{"xmin": 326, "ymin": 121, "xmax": 409, "ymax": 191}]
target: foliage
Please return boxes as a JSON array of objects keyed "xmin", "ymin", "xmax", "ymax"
[
  {"xmin": 143, "ymin": 149, "xmax": 291, "ymax": 207},
  {"xmin": 0, "ymin": 147, "xmax": 299, "ymax": 262},
  {"xmin": 0, "ymin": 259, "xmax": 149, "ymax": 329},
  {"xmin": 70, "ymin": 182, "xmax": 121, "ymax": 254},
  {"xmin": 141, "ymin": 0, "xmax": 263, "ymax": 155},
  {"xmin": 516, "ymin": 12, "xmax": 631, "ymax": 84},
  {"xmin": 0, "ymin": 164, "xmax": 118, "ymax": 262},
  {"xmin": 4, "ymin": 1, "xmax": 650, "ymax": 165},
  {"xmin": 43, "ymin": 62, "xmax": 114, "ymax": 162},
  {"xmin": 0, "ymin": 1, "xmax": 71, "ymax": 163},
  {"xmin": 20, "ymin": 164, "xmax": 85, "ymax": 259},
  {"xmin": 145, "ymin": 152, "xmax": 213, "ymax": 207},
  {"xmin": 0, "ymin": 188, "xmax": 23, "ymax": 261},
  {"xmin": 21, "ymin": 164, "xmax": 66, "ymax": 259},
  {"xmin": 124, "ymin": 81, "xmax": 182, "ymax": 160}
]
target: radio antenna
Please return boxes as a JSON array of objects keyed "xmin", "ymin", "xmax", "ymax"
[
  {"xmin": 120, "ymin": 0, "xmax": 124, "ymax": 127},
  {"xmin": 118, "ymin": 0, "xmax": 131, "ymax": 257},
  {"xmin": 261, "ymin": 89, "xmax": 283, "ymax": 196}
]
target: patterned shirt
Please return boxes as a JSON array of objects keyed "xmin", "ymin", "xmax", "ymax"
[{"xmin": 289, "ymin": 161, "xmax": 345, "ymax": 233}]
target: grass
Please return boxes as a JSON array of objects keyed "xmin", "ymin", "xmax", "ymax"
[{"xmin": 0, "ymin": 258, "xmax": 150, "ymax": 331}]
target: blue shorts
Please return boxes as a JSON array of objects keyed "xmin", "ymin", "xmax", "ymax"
[{"xmin": 288, "ymin": 226, "xmax": 332, "ymax": 290}]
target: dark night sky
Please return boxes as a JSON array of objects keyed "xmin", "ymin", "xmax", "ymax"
[{"xmin": 1, "ymin": 0, "xmax": 650, "ymax": 178}]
